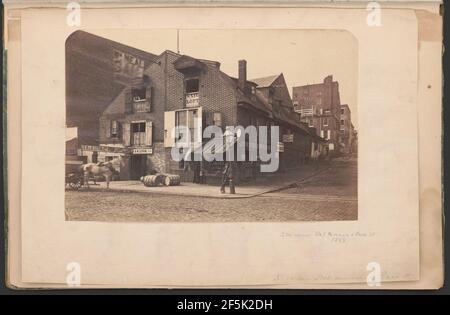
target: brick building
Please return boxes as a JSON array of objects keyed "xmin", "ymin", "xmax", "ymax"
[
  {"xmin": 99, "ymin": 50, "xmax": 318, "ymax": 182},
  {"xmin": 66, "ymin": 31, "xmax": 159, "ymax": 164},
  {"xmin": 339, "ymin": 104, "xmax": 353, "ymax": 154},
  {"xmin": 292, "ymin": 75, "xmax": 343, "ymax": 156}
]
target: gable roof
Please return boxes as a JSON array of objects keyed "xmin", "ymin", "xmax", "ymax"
[{"xmin": 250, "ymin": 74, "xmax": 280, "ymax": 88}]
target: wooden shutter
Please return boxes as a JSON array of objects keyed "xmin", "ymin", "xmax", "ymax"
[
  {"xmin": 105, "ymin": 119, "xmax": 111, "ymax": 138},
  {"xmin": 146, "ymin": 86, "xmax": 152, "ymax": 112},
  {"xmin": 205, "ymin": 111, "xmax": 214, "ymax": 126},
  {"xmin": 164, "ymin": 111, "xmax": 176, "ymax": 147},
  {"xmin": 123, "ymin": 123, "xmax": 131, "ymax": 146},
  {"xmin": 145, "ymin": 121, "xmax": 153, "ymax": 146},
  {"xmin": 213, "ymin": 112, "xmax": 222, "ymax": 127},
  {"xmin": 195, "ymin": 107, "xmax": 203, "ymax": 144},
  {"xmin": 124, "ymin": 89, "xmax": 133, "ymax": 113}
]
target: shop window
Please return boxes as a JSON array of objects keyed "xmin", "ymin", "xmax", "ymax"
[{"xmin": 175, "ymin": 109, "xmax": 200, "ymax": 144}]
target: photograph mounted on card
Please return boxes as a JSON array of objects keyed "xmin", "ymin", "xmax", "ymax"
[{"xmin": 3, "ymin": 1, "xmax": 443, "ymax": 289}]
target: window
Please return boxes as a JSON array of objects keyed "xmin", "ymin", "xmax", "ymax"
[
  {"xmin": 132, "ymin": 122, "xmax": 146, "ymax": 146},
  {"xmin": 341, "ymin": 119, "xmax": 345, "ymax": 125},
  {"xmin": 111, "ymin": 120, "xmax": 119, "ymax": 137},
  {"xmin": 308, "ymin": 119, "xmax": 314, "ymax": 127},
  {"xmin": 323, "ymin": 118, "xmax": 328, "ymax": 126},
  {"xmin": 132, "ymin": 87, "xmax": 146, "ymax": 101},
  {"xmin": 185, "ymin": 78, "xmax": 200, "ymax": 108},
  {"xmin": 175, "ymin": 109, "xmax": 201, "ymax": 144},
  {"xmin": 185, "ymin": 79, "xmax": 199, "ymax": 93},
  {"xmin": 341, "ymin": 108, "xmax": 345, "ymax": 114},
  {"xmin": 327, "ymin": 130, "xmax": 331, "ymax": 140}
]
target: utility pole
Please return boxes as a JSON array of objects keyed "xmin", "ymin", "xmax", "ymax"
[{"xmin": 177, "ymin": 29, "xmax": 180, "ymax": 54}]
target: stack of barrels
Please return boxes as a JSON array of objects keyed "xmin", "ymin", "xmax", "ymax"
[
  {"xmin": 163, "ymin": 174, "xmax": 181, "ymax": 186},
  {"xmin": 140, "ymin": 173, "xmax": 181, "ymax": 187},
  {"xmin": 140, "ymin": 174, "xmax": 163, "ymax": 187}
]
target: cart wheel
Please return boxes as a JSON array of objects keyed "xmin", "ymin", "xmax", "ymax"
[{"xmin": 69, "ymin": 181, "xmax": 82, "ymax": 190}]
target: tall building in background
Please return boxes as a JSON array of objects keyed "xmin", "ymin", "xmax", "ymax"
[
  {"xmin": 292, "ymin": 75, "xmax": 342, "ymax": 155},
  {"xmin": 66, "ymin": 31, "xmax": 158, "ymax": 146},
  {"xmin": 339, "ymin": 104, "xmax": 354, "ymax": 154}
]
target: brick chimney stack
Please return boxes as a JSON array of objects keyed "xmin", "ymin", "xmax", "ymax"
[{"xmin": 238, "ymin": 60, "xmax": 247, "ymax": 91}]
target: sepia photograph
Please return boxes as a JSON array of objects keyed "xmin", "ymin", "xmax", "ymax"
[
  {"xmin": 65, "ymin": 29, "xmax": 358, "ymax": 222},
  {"xmin": 5, "ymin": 1, "xmax": 443, "ymax": 290}
]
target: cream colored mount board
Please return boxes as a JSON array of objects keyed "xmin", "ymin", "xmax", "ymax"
[{"xmin": 4, "ymin": 3, "xmax": 443, "ymax": 289}]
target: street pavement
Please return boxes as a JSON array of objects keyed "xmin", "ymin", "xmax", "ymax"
[
  {"xmin": 87, "ymin": 161, "xmax": 334, "ymax": 199},
  {"xmin": 65, "ymin": 158, "xmax": 357, "ymax": 222}
]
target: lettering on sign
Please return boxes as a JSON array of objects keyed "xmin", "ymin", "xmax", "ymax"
[
  {"xmin": 277, "ymin": 142, "xmax": 285, "ymax": 153},
  {"xmin": 132, "ymin": 148, "xmax": 153, "ymax": 155},
  {"xmin": 282, "ymin": 134, "xmax": 294, "ymax": 143}
]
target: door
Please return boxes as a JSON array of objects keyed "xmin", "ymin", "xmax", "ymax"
[{"xmin": 130, "ymin": 155, "xmax": 147, "ymax": 180}]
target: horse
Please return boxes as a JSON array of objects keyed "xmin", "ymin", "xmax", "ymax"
[{"xmin": 80, "ymin": 161, "xmax": 115, "ymax": 189}]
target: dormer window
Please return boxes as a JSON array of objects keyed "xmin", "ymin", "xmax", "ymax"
[
  {"xmin": 185, "ymin": 78, "xmax": 200, "ymax": 108},
  {"xmin": 132, "ymin": 87, "xmax": 147, "ymax": 101}
]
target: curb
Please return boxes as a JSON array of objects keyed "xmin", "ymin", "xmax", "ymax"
[{"xmin": 79, "ymin": 166, "xmax": 332, "ymax": 199}]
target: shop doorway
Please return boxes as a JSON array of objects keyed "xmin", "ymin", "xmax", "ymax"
[{"xmin": 130, "ymin": 155, "xmax": 147, "ymax": 180}]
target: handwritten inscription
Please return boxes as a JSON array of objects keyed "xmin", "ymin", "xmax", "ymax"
[{"xmin": 280, "ymin": 231, "xmax": 376, "ymax": 243}]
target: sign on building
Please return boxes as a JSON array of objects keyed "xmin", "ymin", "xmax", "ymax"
[
  {"xmin": 277, "ymin": 142, "xmax": 285, "ymax": 152},
  {"xmin": 132, "ymin": 148, "xmax": 153, "ymax": 155},
  {"xmin": 282, "ymin": 134, "xmax": 294, "ymax": 143}
]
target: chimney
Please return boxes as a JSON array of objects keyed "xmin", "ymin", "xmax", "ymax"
[
  {"xmin": 238, "ymin": 60, "xmax": 247, "ymax": 91},
  {"xmin": 324, "ymin": 75, "xmax": 333, "ymax": 84}
]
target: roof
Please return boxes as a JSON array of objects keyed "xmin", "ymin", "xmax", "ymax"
[
  {"xmin": 251, "ymin": 75, "xmax": 313, "ymax": 135},
  {"xmin": 250, "ymin": 74, "xmax": 280, "ymax": 88},
  {"xmin": 225, "ymin": 77, "xmax": 271, "ymax": 115}
]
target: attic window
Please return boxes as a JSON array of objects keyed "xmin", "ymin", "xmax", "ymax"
[
  {"xmin": 132, "ymin": 88, "xmax": 146, "ymax": 101},
  {"xmin": 185, "ymin": 79, "xmax": 199, "ymax": 93}
]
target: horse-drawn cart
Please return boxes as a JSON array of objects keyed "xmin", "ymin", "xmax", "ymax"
[
  {"xmin": 65, "ymin": 172, "xmax": 84, "ymax": 190},
  {"xmin": 65, "ymin": 159, "xmax": 84, "ymax": 190}
]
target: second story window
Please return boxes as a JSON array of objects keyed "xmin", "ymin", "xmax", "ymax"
[
  {"xmin": 129, "ymin": 86, "xmax": 151, "ymax": 113},
  {"xmin": 323, "ymin": 118, "xmax": 328, "ymax": 127},
  {"xmin": 185, "ymin": 78, "xmax": 199, "ymax": 108},
  {"xmin": 132, "ymin": 122, "xmax": 146, "ymax": 146}
]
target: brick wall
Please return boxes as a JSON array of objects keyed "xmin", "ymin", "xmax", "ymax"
[
  {"xmin": 146, "ymin": 142, "xmax": 166, "ymax": 173},
  {"xmin": 164, "ymin": 52, "xmax": 238, "ymax": 127}
]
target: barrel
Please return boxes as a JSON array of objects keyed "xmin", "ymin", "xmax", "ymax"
[
  {"xmin": 140, "ymin": 175, "xmax": 162, "ymax": 187},
  {"xmin": 163, "ymin": 174, "xmax": 181, "ymax": 186}
]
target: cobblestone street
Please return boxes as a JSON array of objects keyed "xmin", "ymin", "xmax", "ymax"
[{"xmin": 65, "ymin": 159, "xmax": 357, "ymax": 222}]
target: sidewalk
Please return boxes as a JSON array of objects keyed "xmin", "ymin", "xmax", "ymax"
[{"xmin": 91, "ymin": 162, "xmax": 332, "ymax": 199}]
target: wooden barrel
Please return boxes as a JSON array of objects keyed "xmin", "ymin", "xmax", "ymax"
[
  {"xmin": 164, "ymin": 174, "xmax": 181, "ymax": 186},
  {"xmin": 140, "ymin": 175, "xmax": 162, "ymax": 187}
]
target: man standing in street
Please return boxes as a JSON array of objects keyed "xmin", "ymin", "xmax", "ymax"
[{"xmin": 220, "ymin": 161, "xmax": 235, "ymax": 194}]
